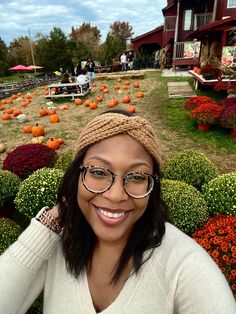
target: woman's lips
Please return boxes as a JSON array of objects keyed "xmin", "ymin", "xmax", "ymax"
[{"xmin": 95, "ymin": 206, "xmax": 130, "ymax": 225}]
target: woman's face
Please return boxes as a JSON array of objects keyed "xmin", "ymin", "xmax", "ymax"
[{"xmin": 77, "ymin": 134, "xmax": 153, "ymax": 247}]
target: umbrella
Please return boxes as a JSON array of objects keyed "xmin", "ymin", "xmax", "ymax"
[
  {"xmin": 27, "ymin": 65, "xmax": 43, "ymax": 69},
  {"xmin": 54, "ymin": 71, "xmax": 62, "ymax": 76},
  {"xmin": 9, "ymin": 64, "xmax": 33, "ymax": 71}
]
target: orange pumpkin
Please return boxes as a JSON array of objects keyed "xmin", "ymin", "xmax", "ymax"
[
  {"xmin": 125, "ymin": 81, "xmax": 130, "ymax": 86},
  {"xmin": 85, "ymin": 99, "xmax": 91, "ymax": 106},
  {"xmin": 96, "ymin": 96, "xmax": 103, "ymax": 102},
  {"xmin": 5, "ymin": 108, "xmax": 14, "ymax": 114},
  {"xmin": 23, "ymin": 125, "xmax": 33, "ymax": 133},
  {"xmin": 112, "ymin": 98, "xmax": 118, "ymax": 105},
  {"xmin": 32, "ymin": 124, "xmax": 45, "ymax": 137},
  {"xmin": 74, "ymin": 98, "xmax": 83, "ymax": 105},
  {"xmin": 47, "ymin": 109, "xmax": 56, "ymax": 115},
  {"xmin": 49, "ymin": 114, "xmax": 60, "ymax": 123},
  {"xmin": 89, "ymin": 102, "xmax": 97, "ymax": 110},
  {"xmin": 6, "ymin": 99, "xmax": 13, "ymax": 105},
  {"xmin": 0, "ymin": 105, "xmax": 5, "ymax": 111},
  {"xmin": 136, "ymin": 91, "xmax": 144, "ymax": 98},
  {"xmin": 127, "ymin": 105, "xmax": 136, "ymax": 113},
  {"xmin": 46, "ymin": 138, "xmax": 61, "ymax": 150},
  {"xmin": 123, "ymin": 96, "xmax": 131, "ymax": 104},
  {"xmin": 39, "ymin": 107, "xmax": 48, "ymax": 116},
  {"xmin": 13, "ymin": 109, "xmax": 22, "ymax": 117},
  {"xmin": 116, "ymin": 78, "xmax": 122, "ymax": 83},
  {"xmin": 1, "ymin": 99, "xmax": 7, "ymax": 105},
  {"xmin": 197, "ymin": 68, "xmax": 202, "ymax": 75},
  {"xmin": 20, "ymin": 102, "xmax": 27, "ymax": 108},
  {"xmin": 122, "ymin": 85, "xmax": 128, "ymax": 90},
  {"xmin": 113, "ymin": 85, "xmax": 119, "ymax": 90},
  {"xmin": 133, "ymin": 82, "xmax": 140, "ymax": 88},
  {"xmin": 56, "ymin": 138, "xmax": 64, "ymax": 145},
  {"xmin": 193, "ymin": 67, "xmax": 199, "ymax": 73},
  {"xmin": 107, "ymin": 100, "xmax": 116, "ymax": 108},
  {"xmin": 2, "ymin": 113, "xmax": 11, "ymax": 120},
  {"xmin": 102, "ymin": 88, "xmax": 109, "ymax": 94}
]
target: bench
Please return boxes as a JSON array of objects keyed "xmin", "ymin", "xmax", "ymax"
[{"xmin": 44, "ymin": 82, "xmax": 90, "ymax": 100}]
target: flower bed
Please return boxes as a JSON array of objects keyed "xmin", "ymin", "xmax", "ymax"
[{"xmin": 192, "ymin": 214, "xmax": 236, "ymax": 299}]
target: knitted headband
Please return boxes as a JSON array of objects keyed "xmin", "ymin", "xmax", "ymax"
[{"xmin": 74, "ymin": 113, "xmax": 161, "ymax": 165}]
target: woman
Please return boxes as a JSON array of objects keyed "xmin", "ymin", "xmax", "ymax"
[
  {"xmin": 0, "ymin": 110, "xmax": 235, "ymax": 313},
  {"xmin": 85, "ymin": 58, "xmax": 96, "ymax": 86}
]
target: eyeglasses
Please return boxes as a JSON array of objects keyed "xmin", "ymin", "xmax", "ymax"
[{"xmin": 79, "ymin": 165, "xmax": 159, "ymax": 199}]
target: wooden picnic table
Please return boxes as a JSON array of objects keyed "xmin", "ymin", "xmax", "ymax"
[
  {"xmin": 45, "ymin": 82, "xmax": 90, "ymax": 100},
  {"xmin": 188, "ymin": 70, "xmax": 236, "ymax": 91},
  {"xmin": 0, "ymin": 82, "xmax": 21, "ymax": 98}
]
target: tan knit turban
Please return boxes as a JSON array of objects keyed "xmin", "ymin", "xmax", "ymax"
[{"xmin": 74, "ymin": 112, "xmax": 161, "ymax": 165}]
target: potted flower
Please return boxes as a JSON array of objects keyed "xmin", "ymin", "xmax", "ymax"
[
  {"xmin": 220, "ymin": 104, "xmax": 236, "ymax": 137},
  {"xmin": 189, "ymin": 103, "xmax": 224, "ymax": 131},
  {"xmin": 183, "ymin": 96, "xmax": 218, "ymax": 111},
  {"xmin": 200, "ymin": 64, "xmax": 221, "ymax": 80}
]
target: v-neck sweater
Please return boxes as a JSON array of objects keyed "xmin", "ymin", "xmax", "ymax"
[{"xmin": 0, "ymin": 218, "xmax": 235, "ymax": 314}]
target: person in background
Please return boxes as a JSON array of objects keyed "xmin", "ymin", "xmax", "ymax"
[
  {"xmin": 76, "ymin": 68, "xmax": 90, "ymax": 92},
  {"xmin": 85, "ymin": 58, "xmax": 96, "ymax": 87},
  {"xmin": 57, "ymin": 73, "xmax": 70, "ymax": 94},
  {"xmin": 127, "ymin": 51, "xmax": 134, "ymax": 70},
  {"xmin": 76, "ymin": 61, "xmax": 82, "ymax": 76},
  {"xmin": 154, "ymin": 50, "xmax": 160, "ymax": 69},
  {"xmin": 120, "ymin": 52, "xmax": 127, "ymax": 71},
  {"xmin": 0, "ymin": 109, "xmax": 235, "ymax": 313}
]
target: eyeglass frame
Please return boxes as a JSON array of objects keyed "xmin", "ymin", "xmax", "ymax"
[{"xmin": 79, "ymin": 165, "xmax": 159, "ymax": 199}]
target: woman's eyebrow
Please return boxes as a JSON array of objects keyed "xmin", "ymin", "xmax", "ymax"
[{"xmin": 88, "ymin": 156, "xmax": 151, "ymax": 169}]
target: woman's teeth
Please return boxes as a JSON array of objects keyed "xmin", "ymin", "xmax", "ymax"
[{"xmin": 98, "ymin": 208, "xmax": 126, "ymax": 219}]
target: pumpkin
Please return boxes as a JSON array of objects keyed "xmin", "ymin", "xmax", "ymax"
[
  {"xmin": 127, "ymin": 105, "xmax": 136, "ymax": 113},
  {"xmin": 89, "ymin": 102, "xmax": 97, "ymax": 110},
  {"xmin": 46, "ymin": 138, "xmax": 61, "ymax": 150},
  {"xmin": 47, "ymin": 109, "xmax": 57, "ymax": 115},
  {"xmin": 133, "ymin": 82, "xmax": 140, "ymax": 88},
  {"xmin": 0, "ymin": 105, "xmax": 5, "ymax": 111},
  {"xmin": 113, "ymin": 85, "xmax": 119, "ymax": 90},
  {"xmin": 96, "ymin": 96, "xmax": 103, "ymax": 102},
  {"xmin": 20, "ymin": 102, "xmax": 27, "ymax": 108},
  {"xmin": 49, "ymin": 114, "xmax": 60, "ymax": 123},
  {"xmin": 125, "ymin": 81, "xmax": 130, "ymax": 86},
  {"xmin": 74, "ymin": 98, "xmax": 83, "ymax": 105},
  {"xmin": 13, "ymin": 109, "xmax": 22, "ymax": 117},
  {"xmin": 26, "ymin": 94, "xmax": 31, "ymax": 99},
  {"xmin": 136, "ymin": 91, "xmax": 144, "ymax": 98},
  {"xmin": 112, "ymin": 98, "xmax": 118, "ymax": 105},
  {"xmin": 56, "ymin": 138, "xmax": 64, "ymax": 145},
  {"xmin": 117, "ymin": 90, "xmax": 123, "ymax": 94},
  {"xmin": 0, "ymin": 143, "xmax": 6, "ymax": 153},
  {"xmin": 46, "ymin": 101, "xmax": 54, "ymax": 106},
  {"xmin": 122, "ymin": 96, "xmax": 131, "ymax": 104},
  {"xmin": 197, "ymin": 68, "xmax": 202, "ymax": 75},
  {"xmin": 39, "ymin": 107, "xmax": 48, "ymax": 116},
  {"xmin": 32, "ymin": 123, "xmax": 45, "ymax": 137},
  {"xmin": 107, "ymin": 100, "xmax": 116, "ymax": 108},
  {"xmin": 1, "ymin": 99, "xmax": 7, "ymax": 105},
  {"xmin": 17, "ymin": 92, "xmax": 22, "ymax": 96},
  {"xmin": 122, "ymin": 85, "xmax": 128, "ymax": 90},
  {"xmin": 23, "ymin": 125, "xmax": 33, "ymax": 133},
  {"xmin": 16, "ymin": 114, "xmax": 28, "ymax": 123},
  {"xmin": 59, "ymin": 105, "xmax": 68, "ymax": 110},
  {"xmin": 2, "ymin": 113, "xmax": 11, "ymax": 120},
  {"xmin": 31, "ymin": 136, "xmax": 45, "ymax": 144},
  {"xmin": 85, "ymin": 99, "xmax": 91, "ymax": 106},
  {"xmin": 193, "ymin": 67, "xmax": 199, "ymax": 73},
  {"xmin": 5, "ymin": 108, "xmax": 14, "ymax": 114},
  {"xmin": 116, "ymin": 78, "xmax": 122, "ymax": 83},
  {"xmin": 6, "ymin": 99, "xmax": 13, "ymax": 105},
  {"xmin": 102, "ymin": 88, "xmax": 109, "ymax": 94}
]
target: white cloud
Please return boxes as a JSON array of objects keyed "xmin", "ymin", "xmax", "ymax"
[{"xmin": 0, "ymin": 0, "xmax": 166, "ymax": 44}]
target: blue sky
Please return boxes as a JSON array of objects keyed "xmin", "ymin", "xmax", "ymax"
[{"xmin": 0, "ymin": 0, "xmax": 166, "ymax": 45}]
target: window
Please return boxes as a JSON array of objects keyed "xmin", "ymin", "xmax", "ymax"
[
  {"xmin": 228, "ymin": 0, "xmax": 236, "ymax": 7},
  {"xmin": 183, "ymin": 10, "xmax": 193, "ymax": 31}
]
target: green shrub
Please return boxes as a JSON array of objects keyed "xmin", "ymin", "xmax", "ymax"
[
  {"xmin": 15, "ymin": 168, "xmax": 64, "ymax": 219},
  {"xmin": 54, "ymin": 149, "xmax": 73, "ymax": 172},
  {"xmin": 161, "ymin": 179, "xmax": 209, "ymax": 234},
  {"xmin": 0, "ymin": 218, "xmax": 22, "ymax": 254},
  {"xmin": 202, "ymin": 172, "xmax": 236, "ymax": 216},
  {"xmin": 162, "ymin": 149, "xmax": 218, "ymax": 190},
  {"xmin": 0, "ymin": 170, "xmax": 21, "ymax": 208}
]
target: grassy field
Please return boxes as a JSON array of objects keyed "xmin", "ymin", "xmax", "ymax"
[{"xmin": 0, "ymin": 70, "xmax": 235, "ymax": 174}]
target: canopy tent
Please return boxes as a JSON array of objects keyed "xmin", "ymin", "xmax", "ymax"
[{"xmin": 9, "ymin": 65, "xmax": 33, "ymax": 71}]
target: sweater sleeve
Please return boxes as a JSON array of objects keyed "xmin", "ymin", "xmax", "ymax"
[
  {"xmin": 0, "ymin": 218, "xmax": 60, "ymax": 314},
  {"xmin": 174, "ymin": 242, "xmax": 236, "ymax": 314}
]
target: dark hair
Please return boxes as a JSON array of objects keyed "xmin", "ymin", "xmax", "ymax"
[{"xmin": 57, "ymin": 109, "xmax": 168, "ymax": 284}]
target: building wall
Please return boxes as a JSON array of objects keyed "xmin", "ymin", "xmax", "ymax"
[{"xmin": 217, "ymin": 0, "xmax": 236, "ymax": 19}]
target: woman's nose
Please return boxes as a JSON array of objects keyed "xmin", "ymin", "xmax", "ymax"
[{"xmin": 102, "ymin": 176, "xmax": 129, "ymax": 201}]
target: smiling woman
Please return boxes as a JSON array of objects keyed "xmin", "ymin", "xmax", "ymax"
[{"xmin": 0, "ymin": 109, "xmax": 235, "ymax": 314}]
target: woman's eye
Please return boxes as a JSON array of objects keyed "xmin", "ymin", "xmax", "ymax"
[
  {"xmin": 89, "ymin": 169, "xmax": 107, "ymax": 177},
  {"xmin": 128, "ymin": 173, "xmax": 146, "ymax": 182}
]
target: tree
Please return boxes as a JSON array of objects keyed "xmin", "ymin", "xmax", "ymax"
[
  {"xmin": 109, "ymin": 21, "xmax": 134, "ymax": 50},
  {"xmin": 8, "ymin": 37, "xmax": 32, "ymax": 65},
  {"xmin": 69, "ymin": 23, "xmax": 101, "ymax": 60},
  {"xmin": 99, "ymin": 33, "xmax": 123, "ymax": 65},
  {"xmin": 0, "ymin": 37, "xmax": 8, "ymax": 76}
]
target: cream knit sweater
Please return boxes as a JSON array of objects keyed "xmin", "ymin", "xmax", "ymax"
[{"xmin": 0, "ymin": 219, "xmax": 235, "ymax": 314}]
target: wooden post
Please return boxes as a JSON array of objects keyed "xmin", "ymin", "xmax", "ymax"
[{"xmin": 173, "ymin": 0, "xmax": 180, "ymax": 70}]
